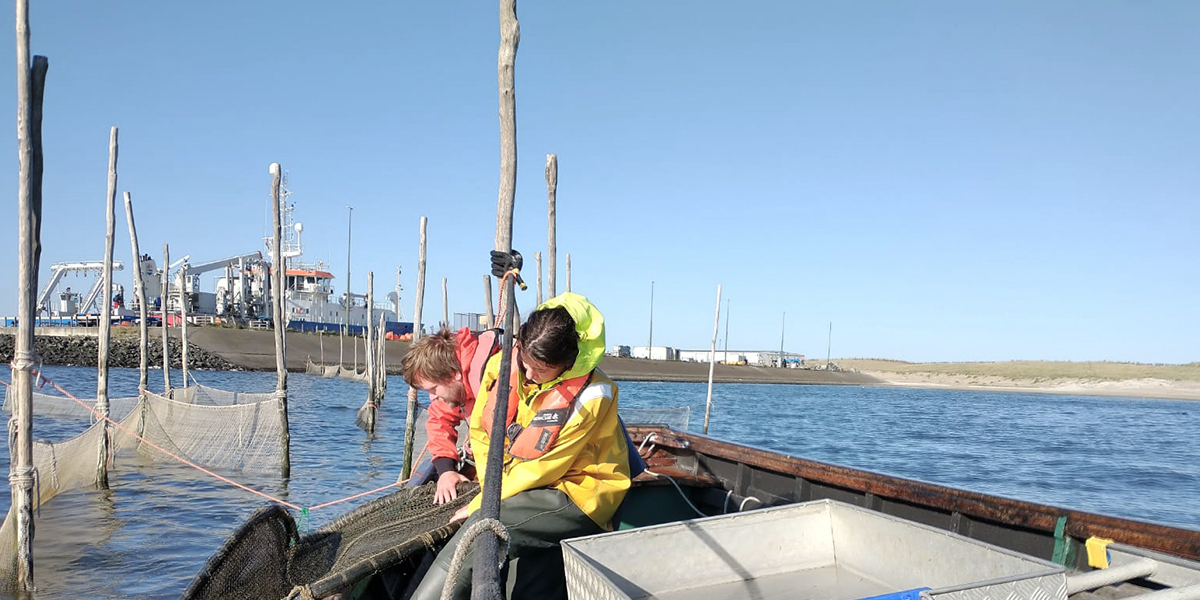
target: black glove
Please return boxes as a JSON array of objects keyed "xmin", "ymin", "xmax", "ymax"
[{"xmin": 490, "ymin": 249, "xmax": 523, "ymax": 278}]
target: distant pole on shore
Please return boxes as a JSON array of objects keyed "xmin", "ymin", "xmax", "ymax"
[
  {"xmin": 826, "ymin": 321, "xmax": 832, "ymax": 365},
  {"xmin": 566, "ymin": 253, "xmax": 572, "ymax": 293},
  {"xmin": 723, "ymin": 298, "xmax": 730, "ymax": 363},
  {"xmin": 546, "ymin": 153, "xmax": 557, "ymax": 299},
  {"xmin": 442, "ymin": 277, "xmax": 448, "ymax": 329},
  {"xmin": 269, "ymin": 163, "xmax": 290, "ymax": 477},
  {"xmin": 704, "ymin": 285, "xmax": 722, "ymax": 434},
  {"xmin": 648, "ymin": 281, "xmax": 654, "ymax": 358},
  {"xmin": 342, "ymin": 205, "xmax": 352, "ymax": 367},
  {"xmin": 778, "ymin": 311, "xmax": 786, "ymax": 368}
]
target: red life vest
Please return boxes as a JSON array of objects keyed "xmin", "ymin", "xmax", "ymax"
[
  {"xmin": 464, "ymin": 328, "xmax": 502, "ymax": 398},
  {"xmin": 480, "ymin": 359, "xmax": 593, "ymax": 461}
]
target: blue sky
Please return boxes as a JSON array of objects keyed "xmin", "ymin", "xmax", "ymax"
[{"xmin": 2, "ymin": 2, "xmax": 1197, "ymax": 364}]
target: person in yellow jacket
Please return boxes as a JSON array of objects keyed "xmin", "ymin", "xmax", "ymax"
[{"xmin": 412, "ymin": 292, "xmax": 632, "ymax": 600}]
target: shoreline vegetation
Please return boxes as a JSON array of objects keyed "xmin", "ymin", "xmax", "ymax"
[{"xmin": 3, "ymin": 328, "xmax": 1198, "ymax": 401}]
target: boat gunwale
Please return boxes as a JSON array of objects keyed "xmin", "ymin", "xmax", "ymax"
[{"xmin": 627, "ymin": 425, "xmax": 1200, "ymax": 563}]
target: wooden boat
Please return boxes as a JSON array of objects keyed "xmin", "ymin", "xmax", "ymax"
[
  {"xmin": 186, "ymin": 423, "xmax": 1200, "ymax": 599},
  {"xmin": 606, "ymin": 424, "xmax": 1200, "ymax": 599}
]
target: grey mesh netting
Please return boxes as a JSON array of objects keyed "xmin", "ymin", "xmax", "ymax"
[
  {"xmin": 0, "ymin": 384, "xmax": 287, "ymax": 585},
  {"xmin": 3, "ymin": 384, "xmax": 139, "ymax": 420},
  {"xmin": 619, "ymin": 406, "xmax": 690, "ymax": 430},
  {"xmin": 181, "ymin": 481, "xmax": 478, "ymax": 600},
  {"xmin": 306, "ymin": 357, "xmax": 369, "ymax": 382}
]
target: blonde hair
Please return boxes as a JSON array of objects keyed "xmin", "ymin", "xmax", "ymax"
[{"xmin": 400, "ymin": 328, "xmax": 460, "ymax": 386}]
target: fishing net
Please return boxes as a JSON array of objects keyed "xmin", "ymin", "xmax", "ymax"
[
  {"xmin": 305, "ymin": 357, "xmax": 326, "ymax": 376},
  {"xmin": 173, "ymin": 382, "xmax": 279, "ymax": 406},
  {"xmin": 339, "ymin": 367, "xmax": 369, "ymax": 383},
  {"xmin": 182, "ymin": 481, "xmax": 478, "ymax": 600},
  {"xmin": 306, "ymin": 357, "xmax": 368, "ymax": 381},
  {"xmin": 2, "ymin": 385, "xmax": 139, "ymax": 420},
  {"xmin": 0, "ymin": 384, "xmax": 287, "ymax": 587},
  {"xmin": 620, "ymin": 406, "xmax": 690, "ymax": 430}
]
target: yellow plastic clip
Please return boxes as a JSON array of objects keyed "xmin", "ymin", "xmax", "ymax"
[
  {"xmin": 509, "ymin": 269, "xmax": 528, "ymax": 291},
  {"xmin": 1086, "ymin": 536, "xmax": 1114, "ymax": 568}
]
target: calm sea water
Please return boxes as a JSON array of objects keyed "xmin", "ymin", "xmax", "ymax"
[{"xmin": 2, "ymin": 366, "xmax": 1198, "ymax": 599}]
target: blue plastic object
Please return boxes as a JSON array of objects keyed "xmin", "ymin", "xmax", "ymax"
[{"xmin": 856, "ymin": 587, "xmax": 931, "ymax": 600}]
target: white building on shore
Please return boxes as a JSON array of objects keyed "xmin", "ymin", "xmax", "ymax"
[{"xmin": 610, "ymin": 345, "xmax": 805, "ymax": 367}]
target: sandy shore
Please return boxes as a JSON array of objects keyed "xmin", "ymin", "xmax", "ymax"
[{"xmin": 861, "ymin": 371, "xmax": 1200, "ymax": 401}]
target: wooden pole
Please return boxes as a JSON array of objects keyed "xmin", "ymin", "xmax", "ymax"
[
  {"xmin": 703, "ymin": 285, "xmax": 722, "ymax": 435},
  {"xmin": 401, "ymin": 216, "xmax": 427, "ymax": 479},
  {"xmin": 180, "ymin": 265, "xmax": 189, "ymax": 386},
  {"xmin": 9, "ymin": 7, "xmax": 46, "ymax": 580},
  {"xmin": 546, "ymin": 153, "xmax": 557, "ymax": 299},
  {"xmin": 161, "ymin": 243, "xmax": 170, "ymax": 394},
  {"xmin": 342, "ymin": 206, "xmax": 352, "ymax": 368},
  {"xmin": 779, "ymin": 311, "xmax": 786, "ymax": 368},
  {"xmin": 535, "ymin": 251, "xmax": 543, "ymax": 306},
  {"xmin": 483, "ymin": 274, "xmax": 494, "ymax": 329},
  {"xmin": 476, "ymin": 0, "xmax": 521, "ymax": 595},
  {"xmin": 566, "ymin": 253, "xmax": 571, "ymax": 293},
  {"xmin": 362, "ymin": 270, "xmax": 376, "ymax": 434},
  {"xmin": 723, "ymin": 298, "xmax": 730, "ymax": 363},
  {"xmin": 441, "ymin": 277, "xmax": 448, "ymax": 330},
  {"xmin": 96, "ymin": 126, "xmax": 118, "ymax": 489},
  {"xmin": 377, "ymin": 309, "xmax": 387, "ymax": 397},
  {"xmin": 269, "ymin": 163, "xmax": 290, "ymax": 477}
]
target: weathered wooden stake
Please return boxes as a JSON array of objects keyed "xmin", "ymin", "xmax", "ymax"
[
  {"xmin": 9, "ymin": 10, "xmax": 47, "ymax": 581},
  {"xmin": 484, "ymin": 275, "xmax": 494, "ymax": 329},
  {"xmin": 704, "ymin": 284, "xmax": 722, "ymax": 435},
  {"xmin": 476, "ymin": 1, "xmax": 521, "ymax": 595},
  {"xmin": 161, "ymin": 244, "xmax": 170, "ymax": 394},
  {"xmin": 361, "ymin": 270, "xmax": 377, "ymax": 434},
  {"xmin": 546, "ymin": 153, "xmax": 557, "ymax": 299},
  {"xmin": 401, "ymin": 216, "xmax": 428, "ymax": 478},
  {"xmin": 376, "ymin": 310, "xmax": 387, "ymax": 398},
  {"xmin": 96, "ymin": 126, "xmax": 118, "ymax": 489},
  {"xmin": 180, "ymin": 265, "xmax": 189, "ymax": 386},
  {"xmin": 269, "ymin": 163, "xmax": 290, "ymax": 477},
  {"xmin": 441, "ymin": 277, "xmax": 448, "ymax": 329},
  {"xmin": 535, "ymin": 251, "xmax": 543, "ymax": 306}
]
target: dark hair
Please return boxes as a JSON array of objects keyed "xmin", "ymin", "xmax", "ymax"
[{"xmin": 518, "ymin": 306, "xmax": 579, "ymax": 369}]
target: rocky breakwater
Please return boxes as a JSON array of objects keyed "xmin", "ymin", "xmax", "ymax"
[{"xmin": 0, "ymin": 332, "xmax": 241, "ymax": 371}]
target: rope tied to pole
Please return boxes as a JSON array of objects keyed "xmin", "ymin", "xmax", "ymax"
[
  {"xmin": 442, "ymin": 517, "xmax": 510, "ymax": 600},
  {"xmin": 493, "ymin": 269, "xmax": 524, "ymax": 329},
  {"xmin": 11, "ymin": 350, "xmax": 47, "ymax": 390}
]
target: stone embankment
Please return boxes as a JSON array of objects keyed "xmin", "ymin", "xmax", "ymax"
[{"xmin": 0, "ymin": 333, "xmax": 240, "ymax": 371}]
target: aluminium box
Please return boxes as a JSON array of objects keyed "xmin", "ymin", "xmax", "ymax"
[{"xmin": 562, "ymin": 499, "xmax": 1068, "ymax": 600}]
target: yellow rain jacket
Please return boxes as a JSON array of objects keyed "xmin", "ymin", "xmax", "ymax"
[{"xmin": 466, "ymin": 293, "xmax": 631, "ymax": 529}]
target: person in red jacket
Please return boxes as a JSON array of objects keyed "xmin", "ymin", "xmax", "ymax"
[{"xmin": 399, "ymin": 327, "xmax": 499, "ymax": 503}]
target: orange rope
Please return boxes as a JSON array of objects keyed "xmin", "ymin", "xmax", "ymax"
[
  {"xmin": 494, "ymin": 269, "xmax": 521, "ymax": 327},
  {"xmin": 27, "ymin": 369, "xmax": 431, "ymax": 514}
]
